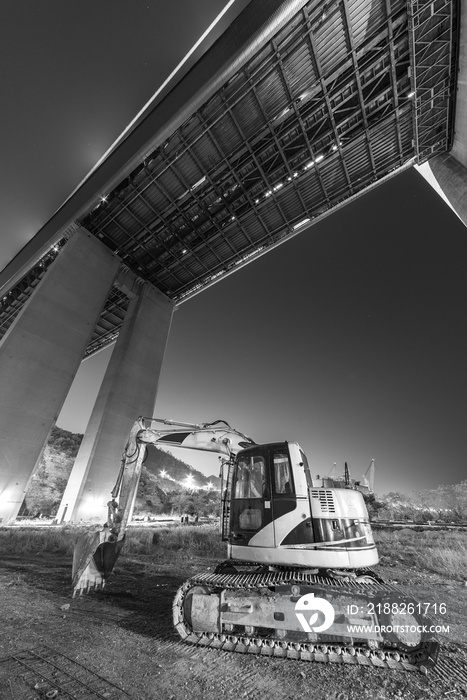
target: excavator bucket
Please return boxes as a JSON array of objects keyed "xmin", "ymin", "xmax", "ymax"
[
  {"xmin": 70, "ymin": 427, "xmax": 141, "ymax": 597},
  {"xmin": 72, "ymin": 528, "xmax": 125, "ymax": 596}
]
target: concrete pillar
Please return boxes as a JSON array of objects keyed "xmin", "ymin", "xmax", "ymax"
[
  {"xmin": 415, "ymin": 155, "xmax": 467, "ymax": 227},
  {"xmin": 450, "ymin": 0, "xmax": 467, "ymax": 171},
  {"xmin": 56, "ymin": 282, "xmax": 174, "ymax": 523},
  {"xmin": 414, "ymin": 3, "xmax": 467, "ymax": 228},
  {"xmin": 0, "ymin": 228, "xmax": 120, "ymax": 523}
]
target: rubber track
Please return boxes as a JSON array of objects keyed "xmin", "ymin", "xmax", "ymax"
[{"xmin": 173, "ymin": 569, "xmax": 439, "ymax": 673}]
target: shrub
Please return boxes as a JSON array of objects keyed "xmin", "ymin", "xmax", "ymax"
[
  {"xmin": 0, "ymin": 526, "xmax": 85, "ymax": 555},
  {"xmin": 123, "ymin": 524, "xmax": 224, "ymax": 558}
]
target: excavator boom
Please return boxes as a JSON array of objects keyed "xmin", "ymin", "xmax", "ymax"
[{"xmin": 72, "ymin": 417, "xmax": 253, "ymax": 595}]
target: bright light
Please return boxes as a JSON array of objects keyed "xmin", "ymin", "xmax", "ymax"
[
  {"xmin": 293, "ymin": 218, "xmax": 311, "ymax": 231},
  {"xmin": 273, "ymin": 182, "xmax": 283, "ymax": 191},
  {"xmin": 100, "ymin": 195, "xmax": 107, "ymax": 203},
  {"xmin": 190, "ymin": 175, "xmax": 206, "ymax": 190},
  {"xmin": 160, "ymin": 470, "xmax": 167, "ymax": 478},
  {"xmin": 306, "ymin": 154, "xmax": 324, "ymax": 167}
]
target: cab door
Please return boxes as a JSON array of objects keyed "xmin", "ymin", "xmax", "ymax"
[
  {"xmin": 270, "ymin": 446, "xmax": 298, "ymax": 545},
  {"xmin": 229, "ymin": 449, "xmax": 273, "ymax": 546}
]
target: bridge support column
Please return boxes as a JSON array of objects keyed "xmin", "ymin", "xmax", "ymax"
[
  {"xmin": 415, "ymin": 4, "xmax": 467, "ymax": 228},
  {"xmin": 415, "ymin": 154, "xmax": 467, "ymax": 227},
  {"xmin": 0, "ymin": 228, "xmax": 120, "ymax": 524},
  {"xmin": 56, "ymin": 282, "xmax": 174, "ymax": 523}
]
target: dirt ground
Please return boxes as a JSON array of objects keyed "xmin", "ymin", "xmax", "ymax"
[{"xmin": 1, "ymin": 543, "xmax": 467, "ymax": 700}]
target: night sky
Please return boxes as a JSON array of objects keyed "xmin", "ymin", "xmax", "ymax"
[{"xmin": 2, "ymin": 1, "xmax": 466, "ymax": 496}]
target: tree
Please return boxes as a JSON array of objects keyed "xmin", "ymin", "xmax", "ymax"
[
  {"xmin": 362, "ymin": 492, "xmax": 386, "ymax": 520},
  {"xmin": 170, "ymin": 492, "xmax": 193, "ymax": 515}
]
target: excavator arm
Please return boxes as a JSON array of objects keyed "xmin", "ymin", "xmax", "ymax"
[{"xmin": 72, "ymin": 416, "xmax": 254, "ymax": 595}]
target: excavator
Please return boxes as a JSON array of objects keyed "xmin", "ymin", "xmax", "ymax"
[{"xmin": 72, "ymin": 417, "xmax": 439, "ymax": 673}]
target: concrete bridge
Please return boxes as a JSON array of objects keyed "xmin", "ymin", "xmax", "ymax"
[{"xmin": 0, "ymin": 0, "xmax": 464, "ymax": 523}]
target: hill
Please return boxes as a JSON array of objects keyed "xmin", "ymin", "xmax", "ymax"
[
  {"xmin": 143, "ymin": 445, "xmax": 221, "ymax": 490},
  {"xmin": 371, "ymin": 483, "xmax": 467, "ymax": 523},
  {"xmin": 22, "ymin": 426, "xmax": 83, "ymax": 517},
  {"xmin": 22, "ymin": 428, "xmax": 222, "ymax": 518},
  {"xmin": 135, "ymin": 445, "xmax": 221, "ymax": 517}
]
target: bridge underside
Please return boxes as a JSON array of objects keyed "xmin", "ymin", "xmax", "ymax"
[
  {"xmin": 0, "ymin": 0, "xmax": 459, "ymax": 355},
  {"xmin": 0, "ymin": 0, "xmax": 460, "ymax": 522}
]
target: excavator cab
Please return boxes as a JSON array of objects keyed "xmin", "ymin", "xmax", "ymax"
[
  {"xmin": 227, "ymin": 443, "xmax": 295, "ymax": 549},
  {"xmin": 229, "ymin": 448, "xmax": 273, "ymax": 546},
  {"xmin": 224, "ymin": 442, "xmax": 379, "ymax": 570}
]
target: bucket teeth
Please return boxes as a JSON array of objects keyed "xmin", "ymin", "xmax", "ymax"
[
  {"xmin": 72, "ymin": 570, "xmax": 108, "ymax": 596},
  {"xmin": 72, "ymin": 530, "xmax": 124, "ymax": 596}
]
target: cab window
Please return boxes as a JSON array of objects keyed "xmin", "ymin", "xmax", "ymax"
[
  {"xmin": 234, "ymin": 455, "xmax": 266, "ymax": 498},
  {"xmin": 274, "ymin": 452, "xmax": 293, "ymax": 494}
]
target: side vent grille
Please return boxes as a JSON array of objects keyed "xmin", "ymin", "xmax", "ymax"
[{"xmin": 310, "ymin": 489, "xmax": 336, "ymax": 513}]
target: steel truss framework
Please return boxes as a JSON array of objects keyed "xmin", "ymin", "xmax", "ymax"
[{"xmin": 0, "ymin": 0, "xmax": 459, "ymax": 357}]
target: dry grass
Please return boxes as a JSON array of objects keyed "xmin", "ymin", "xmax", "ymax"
[
  {"xmin": 419, "ymin": 546, "xmax": 467, "ymax": 579},
  {"xmin": 123, "ymin": 524, "xmax": 224, "ymax": 558},
  {"xmin": 122, "ymin": 524, "xmax": 226, "ymax": 574},
  {"xmin": 0, "ymin": 523, "xmax": 224, "ymax": 560},
  {"xmin": 1, "ymin": 524, "xmax": 466, "ymax": 580},
  {"xmin": 375, "ymin": 528, "xmax": 467, "ymax": 580},
  {"xmin": 0, "ymin": 526, "xmax": 85, "ymax": 555}
]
